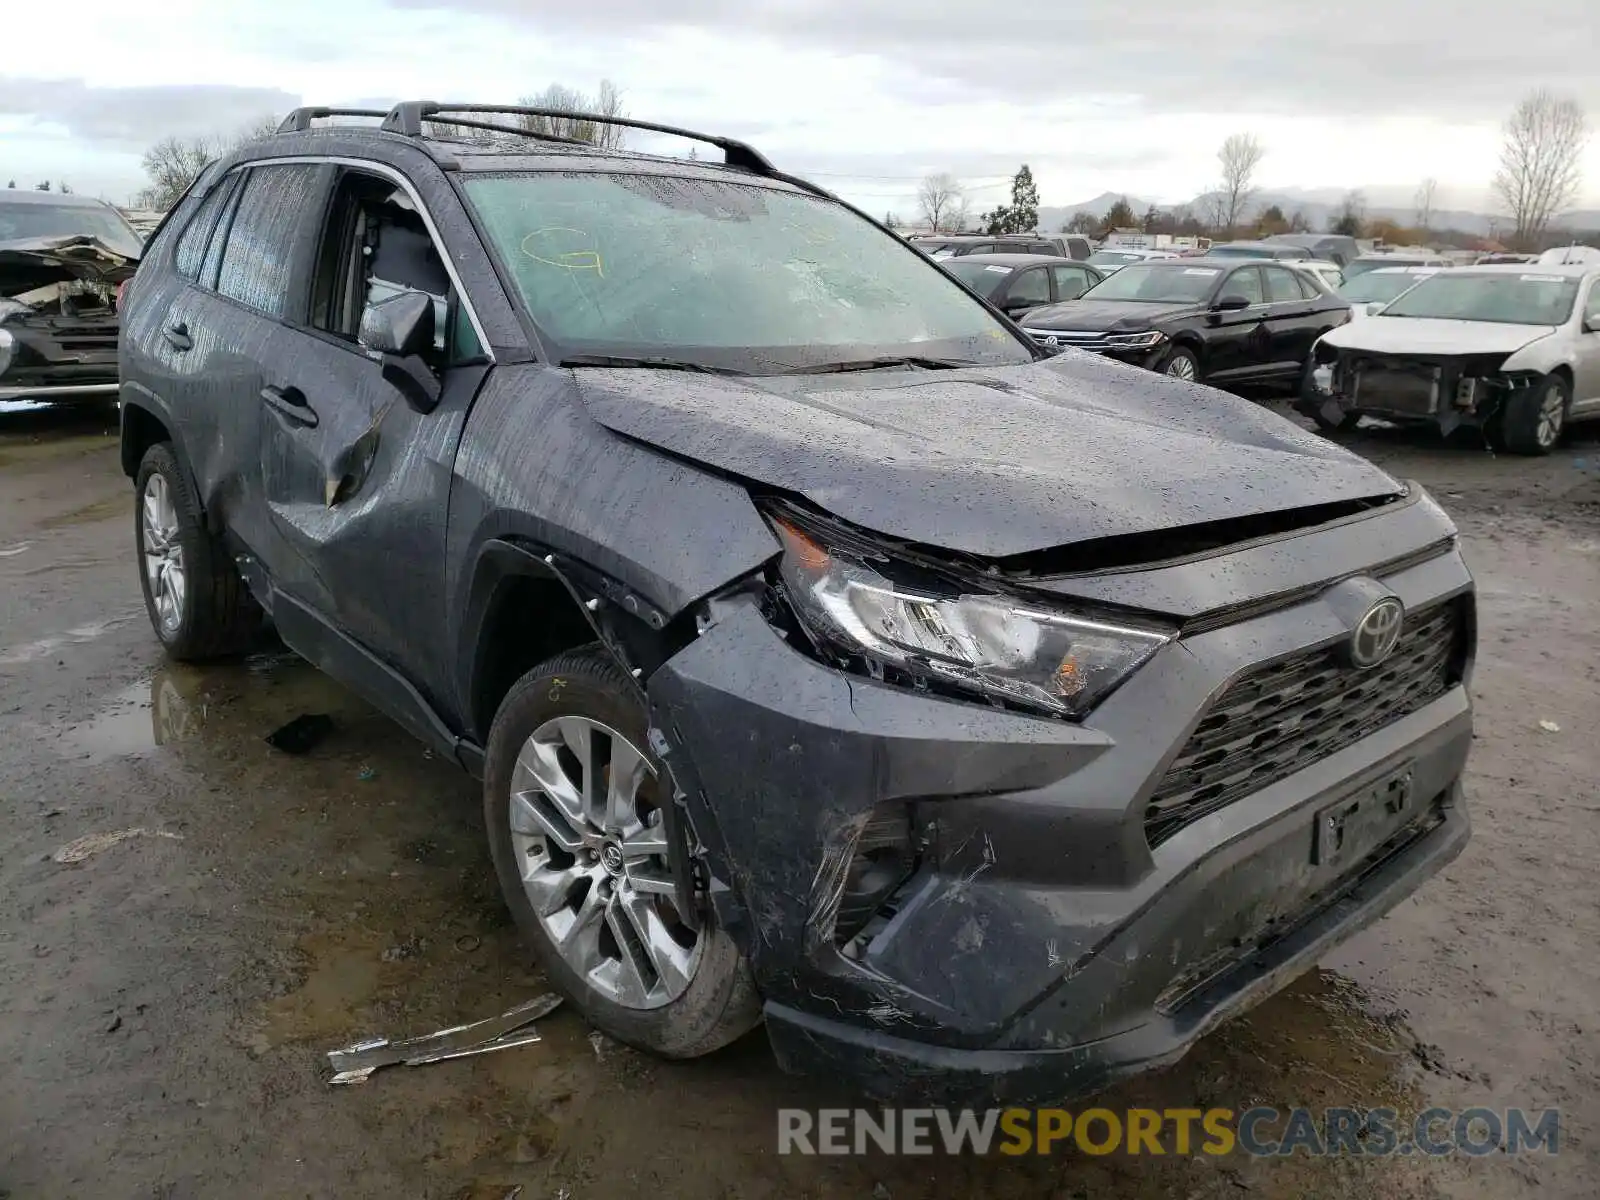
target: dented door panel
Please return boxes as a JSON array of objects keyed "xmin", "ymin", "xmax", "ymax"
[{"xmin": 257, "ymin": 329, "xmax": 485, "ymax": 693}]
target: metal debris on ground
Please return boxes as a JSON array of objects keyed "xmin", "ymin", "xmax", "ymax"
[
  {"xmin": 1538, "ymin": 719, "xmax": 1562, "ymax": 733},
  {"xmin": 325, "ymin": 993, "xmax": 564, "ymax": 1085},
  {"xmin": 51, "ymin": 827, "xmax": 183, "ymax": 864},
  {"xmin": 264, "ymin": 712, "xmax": 335, "ymax": 754},
  {"xmin": 357, "ymin": 765, "xmax": 377, "ymax": 781}
]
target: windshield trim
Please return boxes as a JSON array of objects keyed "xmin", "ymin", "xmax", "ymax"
[{"xmin": 457, "ymin": 166, "xmax": 1042, "ymax": 369}]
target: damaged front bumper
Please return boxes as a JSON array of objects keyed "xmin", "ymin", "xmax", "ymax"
[
  {"xmin": 647, "ymin": 539, "xmax": 1474, "ymax": 1105},
  {"xmin": 1298, "ymin": 349, "xmax": 1534, "ymax": 435}
]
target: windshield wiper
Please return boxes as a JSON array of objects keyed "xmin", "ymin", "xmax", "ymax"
[
  {"xmin": 560, "ymin": 353, "xmax": 748, "ymax": 376},
  {"xmin": 779, "ymin": 355, "xmax": 977, "ymax": 375}
]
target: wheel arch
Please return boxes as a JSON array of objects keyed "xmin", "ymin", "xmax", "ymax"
[{"xmin": 458, "ymin": 538, "xmax": 688, "ymax": 746}]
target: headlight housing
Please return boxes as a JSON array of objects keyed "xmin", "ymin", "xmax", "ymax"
[
  {"xmin": 769, "ymin": 515, "xmax": 1171, "ymax": 719},
  {"xmin": 0, "ymin": 328, "xmax": 14, "ymax": 377},
  {"xmin": 1104, "ymin": 329, "xmax": 1167, "ymax": 349}
]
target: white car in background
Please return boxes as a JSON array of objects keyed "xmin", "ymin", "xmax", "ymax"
[
  {"xmin": 1336, "ymin": 265, "xmax": 1441, "ymax": 318},
  {"xmin": 1086, "ymin": 247, "xmax": 1182, "ymax": 274},
  {"xmin": 1302, "ymin": 264, "xmax": 1600, "ymax": 455},
  {"xmin": 1292, "ymin": 260, "xmax": 1345, "ymax": 293}
]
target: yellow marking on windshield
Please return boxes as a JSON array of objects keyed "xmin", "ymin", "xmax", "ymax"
[{"xmin": 519, "ymin": 227, "xmax": 605, "ymax": 277}]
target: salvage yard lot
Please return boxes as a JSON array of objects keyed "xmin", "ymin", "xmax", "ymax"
[{"xmin": 2, "ymin": 403, "xmax": 1598, "ymax": 1199}]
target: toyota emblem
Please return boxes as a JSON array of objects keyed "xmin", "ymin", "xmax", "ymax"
[{"xmin": 1349, "ymin": 597, "xmax": 1404, "ymax": 669}]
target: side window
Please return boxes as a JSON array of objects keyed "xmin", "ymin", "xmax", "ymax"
[
  {"xmin": 170, "ymin": 170, "xmax": 230, "ymax": 280},
  {"xmin": 309, "ymin": 169, "xmax": 472, "ymax": 366},
  {"xmin": 1265, "ymin": 267, "xmax": 1305, "ymax": 302},
  {"xmin": 1226, "ymin": 267, "xmax": 1265, "ymax": 305},
  {"xmin": 1050, "ymin": 265, "xmax": 1090, "ymax": 300},
  {"xmin": 199, "ymin": 175, "xmax": 245, "ymax": 289},
  {"xmin": 1027, "ymin": 242, "xmax": 1053, "ymax": 255},
  {"xmin": 1007, "ymin": 267, "xmax": 1050, "ymax": 307},
  {"xmin": 215, "ymin": 164, "xmax": 324, "ymax": 318}
]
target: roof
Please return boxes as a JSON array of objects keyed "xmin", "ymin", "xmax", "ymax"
[
  {"xmin": 942, "ymin": 253, "xmax": 1075, "ymax": 267},
  {"xmin": 0, "ymin": 189, "xmax": 118, "ymax": 210},
  {"xmin": 1450, "ymin": 262, "xmax": 1597, "ymax": 279},
  {"xmin": 1365, "ymin": 265, "xmax": 1444, "ymax": 275}
]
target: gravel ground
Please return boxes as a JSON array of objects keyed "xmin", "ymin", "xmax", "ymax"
[{"xmin": 1, "ymin": 402, "xmax": 1597, "ymax": 1199}]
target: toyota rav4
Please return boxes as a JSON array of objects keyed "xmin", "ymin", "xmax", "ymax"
[{"xmin": 117, "ymin": 103, "xmax": 1475, "ymax": 1104}]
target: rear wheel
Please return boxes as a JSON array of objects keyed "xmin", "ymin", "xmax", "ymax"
[
  {"xmin": 1161, "ymin": 345, "xmax": 1201, "ymax": 383},
  {"xmin": 134, "ymin": 443, "xmax": 263, "ymax": 660},
  {"xmin": 1500, "ymin": 374, "xmax": 1568, "ymax": 455},
  {"xmin": 484, "ymin": 647, "xmax": 760, "ymax": 1058}
]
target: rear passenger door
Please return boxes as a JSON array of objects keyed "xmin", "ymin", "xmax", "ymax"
[
  {"xmin": 147, "ymin": 162, "xmax": 330, "ymax": 568},
  {"xmin": 1573, "ymin": 281, "xmax": 1600, "ymax": 413},
  {"xmin": 1261, "ymin": 265, "xmax": 1318, "ymax": 373}
]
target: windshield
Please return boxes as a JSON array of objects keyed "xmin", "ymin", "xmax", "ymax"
[
  {"xmin": 942, "ymin": 259, "xmax": 1011, "ymax": 298},
  {"xmin": 463, "ymin": 173, "xmax": 1030, "ymax": 372},
  {"xmin": 1339, "ymin": 272, "xmax": 1428, "ymax": 304},
  {"xmin": 1088, "ymin": 251, "xmax": 1144, "ymax": 265},
  {"xmin": 1379, "ymin": 272, "xmax": 1578, "ymax": 325},
  {"xmin": 0, "ymin": 199, "xmax": 143, "ymax": 259},
  {"xmin": 1081, "ymin": 262, "xmax": 1221, "ymax": 302},
  {"xmin": 1344, "ymin": 257, "xmax": 1429, "ymax": 279}
]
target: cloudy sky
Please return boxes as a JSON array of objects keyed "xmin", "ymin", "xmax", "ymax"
[{"xmin": 3, "ymin": 0, "xmax": 1598, "ymax": 217}]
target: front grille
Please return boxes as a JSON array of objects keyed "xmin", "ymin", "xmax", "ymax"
[
  {"xmin": 1144, "ymin": 600, "xmax": 1465, "ymax": 846},
  {"xmin": 1023, "ymin": 329, "xmax": 1112, "ymax": 351}
]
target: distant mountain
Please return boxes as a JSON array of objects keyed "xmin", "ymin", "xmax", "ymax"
[{"xmin": 1037, "ymin": 188, "xmax": 1600, "ymax": 238}]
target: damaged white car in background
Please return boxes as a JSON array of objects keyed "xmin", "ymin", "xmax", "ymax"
[{"xmin": 1300, "ymin": 263, "xmax": 1600, "ymax": 455}]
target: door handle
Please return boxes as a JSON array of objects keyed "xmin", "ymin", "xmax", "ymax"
[
  {"xmin": 260, "ymin": 385, "xmax": 318, "ymax": 428},
  {"xmin": 162, "ymin": 322, "xmax": 192, "ymax": 352}
]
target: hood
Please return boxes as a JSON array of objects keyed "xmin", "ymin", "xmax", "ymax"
[
  {"xmin": 1020, "ymin": 298, "xmax": 1198, "ymax": 332},
  {"xmin": 1320, "ymin": 316, "xmax": 1557, "ymax": 357},
  {"xmin": 570, "ymin": 355, "xmax": 1403, "ymax": 559},
  {"xmin": 0, "ymin": 235, "xmax": 138, "ymax": 300}
]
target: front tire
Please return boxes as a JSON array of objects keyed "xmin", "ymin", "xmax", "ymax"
[
  {"xmin": 1500, "ymin": 374, "xmax": 1568, "ymax": 456},
  {"xmin": 484, "ymin": 647, "xmax": 760, "ymax": 1058},
  {"xmin": 1160, "ymin": 345, "xmax": 1201, "ymax": 382},
  {"xmin": 134, "ymin": 443, "xmax": 262, "ymax": 660}
]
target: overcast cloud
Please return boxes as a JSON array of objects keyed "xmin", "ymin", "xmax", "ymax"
[{"xmin": 0, "ymin": 0, "xmax": 1594, "ymax": 213}]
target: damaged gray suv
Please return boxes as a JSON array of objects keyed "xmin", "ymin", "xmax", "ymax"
[{"xmin": 118, "ymin": 103, "xmax": 1475, "ymax": 1103}]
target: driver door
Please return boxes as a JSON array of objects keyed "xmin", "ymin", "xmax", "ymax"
[
  {"xmin": 254, "ymin": 166, "xmax": 489, "ymax": 685},
  {"xmin": 1205, "ymin": 266, "xmax": 1270, "ymax": 380}
]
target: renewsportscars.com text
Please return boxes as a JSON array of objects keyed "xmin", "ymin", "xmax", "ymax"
[{"xmin": 777, "ymin": 1106, "xmax": 1561, "ymax": 1157}]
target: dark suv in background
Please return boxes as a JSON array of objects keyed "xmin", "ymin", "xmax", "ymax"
[
  {"xmin": 118, "ymin": 103, "xmax": 1473, "ymax": 1104},
  {"xmin": 909, "ymin": 232, "xmax": 1093, "ymax": 260}
]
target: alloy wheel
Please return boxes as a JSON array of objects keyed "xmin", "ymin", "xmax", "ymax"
[
  {"xmin": 1165, "ymin": 354, "xmax": 1197, "ymax": 381},
  {"xmin": 141, "ymin": 474, "xmax": 186, "ymax": 633},
  {"xmin": 1536, "ymin": 383, "xmax": 1567, "ymax": 448},
  {"xmin": 508, "ymin": 715, "xmax": 702, "ymax": 1009}
]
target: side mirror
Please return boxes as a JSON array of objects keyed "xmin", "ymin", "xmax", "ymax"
[
  {"xmin": 1002, "ymin": 295, "xmax": 1038, "ymax": 313},
  {"xmin": 361, "ymin": 289, "xmax": 435, "ymax": 357},
  {"xmin": 1212, "ymin": 294, "xmax": 1252, "ymax": 312},
  {"xmin": 360, "ymin": 290, "xmax": 441, "ymax": 414},
  {"xmin": 1585, "ymin": 315, "xmax": 1600, "ymax": 334}
]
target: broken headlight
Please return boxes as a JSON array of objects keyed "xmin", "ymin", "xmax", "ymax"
[{"xmin": 770, "ymin": 516, "xmax": 1171, "ymax": 719}]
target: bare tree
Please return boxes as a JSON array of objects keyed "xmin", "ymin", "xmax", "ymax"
[
  {"xmin": 916, "ymin": 173, "xmax": 966, "ymax": 232},
  {"xmin": 1214, "ymin": 133, "xmax": 1265, "ymax": 232},
  {"xmin": 1414, "ymin": 177, "xmax": 1438, "ymax": 232},
  {"xmin": 1491, "ymin": 89, "xmax": 1589, "ymax": 246},
  {"xmin": 517, "ymin": 80, "xmax": 627, "ymax": 150},
  {"xmin": 1331, "ymin": 190, "xmax": 1367, "ymax": 237},
  {"xmin": 136, "ymin": 115, "xmax": 282, "ymax": 210}
]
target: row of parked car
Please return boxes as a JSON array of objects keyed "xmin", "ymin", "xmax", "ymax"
[{"xmin": 910, "ymin": 232, "xmax": 1600, "ymax": 455}]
